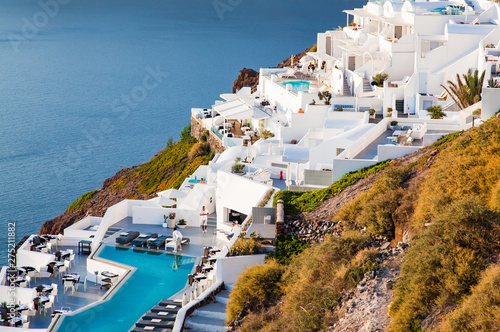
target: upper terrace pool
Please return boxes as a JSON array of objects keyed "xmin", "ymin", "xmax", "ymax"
[
  {"xmin": 54, "ymin": 245, "xmax": 195, "ymax": 332},
  {"xmin": 281, "ymin": 80, "xmax": 310, "ymax": 92}
]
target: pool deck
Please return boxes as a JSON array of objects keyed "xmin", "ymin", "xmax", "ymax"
[
  {"xmin": 27, "ymin": 218, "xmax": 226, "ymax": 330},
  {"xmin": 29, "ymin": 245, "xmax": 107, "ymax": 329},
  {"xmin": 102, "ymin": 217, "xmax": 227, "ymax": 258}
]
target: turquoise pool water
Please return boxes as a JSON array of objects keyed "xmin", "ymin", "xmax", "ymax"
[
  {"xmin": 281, "ymin": 80, "xmax": 311, "ymax": 92},
  {"xmin": 55, "ymin": 246, "xmax": 195, "ymax": 332}
]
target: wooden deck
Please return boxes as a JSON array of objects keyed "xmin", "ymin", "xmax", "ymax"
[{"xmin": 227, "ymin": 120, "xmax": 260, "ymax": 144}]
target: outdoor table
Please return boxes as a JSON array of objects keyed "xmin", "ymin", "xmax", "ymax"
[
  {"xmin": 11, "ymin": 277, "xmax": 26, "ymax": 286},
  {"xmin": 35, "ymin": 244, "xmax": 47, "ymax": 252},
  {"xmin": 63, "ymin": 274, "xmax": 80, "ymax": 284},
  {"xmin": 245, "ymin": 130, "xmax": 255, "ymax": 137},
  {"xmin": 193, "ymin": 273, "xmax": 207, "ymax": 281},
  {"xmin": 51, "ymin": 308, "xmax": 70, "ymax": 318},
  {"xmin": 393, "ymin": 130, "xmax": 405, "ymax": 137},
  {"xmin": 35, "ymin": 285, "xmax": 53, "ymax": 294},
  {"xmin": 15, "ymin": 305, "xmax": 29, "ymax": 313},
  {"xmin": 202, "ymin": 264, "xmax": 213, "ymax": 272},
  {"xmin": 241, "ymin": 126, "xmax": 250, "ymax": 132},
  {"xmin": 9, "ymin": 317, "xmax": 22, "ymax": 327},
  {"xmin": 78, "ymin": 240, "xmax": 92, "ymax": 255},
  {"xmin": 21, "ymin": 266, "xmax": 35, "ymax": 272}
]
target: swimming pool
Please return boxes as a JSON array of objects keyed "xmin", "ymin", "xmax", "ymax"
[
  {"xmin": 281, "ymin": 80, "xmax": 310, "ymax": 92},
  {"xmin": 55, "ymin": 246, "xmax": 195, "ymax": 332}
]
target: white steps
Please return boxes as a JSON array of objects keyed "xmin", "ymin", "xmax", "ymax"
[{"xmin": 184, "ymin": 286, "xmax": 232, "ymax": 332}]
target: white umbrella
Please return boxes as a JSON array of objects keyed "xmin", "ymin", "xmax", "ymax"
[
  {"xmin": 158, "ymin": 196, "xmax": 176, "ymax": 207},
  {"xmin": 286, "ymin": 163, "xmax": 292, "ymax": 188},
  {"xmin": 160, "ymin": 188, "xmax": 187, "ymax": 200},
  {"xmin": 190, "ymin": 290, "xmax": 195, "ymax": 302},
  {"xmin": 295, "ymin": 163, "xmax": 301, "ymax": 186},
  {"xmin": 300, "ymin": 55, "xmax": 314, "ymax": 63},
  {"xmin": 182, "ymin": 293, "xmax": 187, "ymax": 307},
  {"xmin": 290, "ymin": 55, "xmax": 294, "ymax": 66}
]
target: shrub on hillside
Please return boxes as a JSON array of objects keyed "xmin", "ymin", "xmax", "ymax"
[
  {"xmin": 226, "ymin": 260, "xmax": 285, "ymax": 323},
  {"xmin": 389, "ymin": 198, "xmax": 500, "ymax": 331},
  {"xmin": 268, "ymin": 236, "xmax": 309, "ymax": 264},
  {"xmin": 439, "ymin": 265, "xmax": 500, "ymax": 332},
  {"xmin": 188, "ymin": 142, "xmax": 210, "ymax": 160},
  {"xmin": 229, "ymin": 238, "xmax": 264, "ymax": 257},
  {"xmin": 68, "ymin": 190, "xmax": 99, "ymax": 211}
]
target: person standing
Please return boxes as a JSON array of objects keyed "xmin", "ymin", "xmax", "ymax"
[
  {"xmin": 173, "ymin": 227, "xmax": 183, "ymax": 253},
  {"xmin": 200, "ymin": 206, "xmax": 209, "ymax": 233}
]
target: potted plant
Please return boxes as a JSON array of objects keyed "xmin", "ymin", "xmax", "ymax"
[
  {"xmin": 163, "ymin": 215, "xmax": 169, "ymax": 228},
  {"xmin": 386, "ymin": 107, "xmax": 393, "ymax": 118},
  {"xmin": 390, "ymin": 120, "xmax": 398, "ymax": 129},
  {"xmin": 177, "ymin": 219, "xmax": 187, "ymax": 229},
  {"xmin": 168, "ymin": 212, "xmax": 176, "ymax": 228},
  {"xmin": 369, "ymin": 108, "xmax": 376, "ymax": 119}
]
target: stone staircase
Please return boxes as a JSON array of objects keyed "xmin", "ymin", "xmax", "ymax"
[
  {"xmin": 184, "ymin": 286, "xmax": 232, "ymax": 332},
  {"xmin": 363, "ymin": 79, "xmax": 372, "ymax": 93},
  {"xmin": 342, "ymin": 77, "xmax": 352, "ymax": 96},
  {"xmin": 395, "ymin": 100, "xmax": 407, "ymax": 118}
]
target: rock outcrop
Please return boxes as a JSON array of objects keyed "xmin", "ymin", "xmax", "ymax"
[
  {"xmin": 232, "ymin": 46, "xmax": 315, "ymax": 93},
  {"xmin": 232, "ymin": 68, "xmax": 259, "ymax": 93}
]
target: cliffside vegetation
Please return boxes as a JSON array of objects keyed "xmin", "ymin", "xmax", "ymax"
[
  {"xmin": 230, "ymin": 118, "xmax": 500, "ymax": 331},
  {"xmin": 67, "ymin": 190, "xmax": 99, "ymax": 212},
  {"xmin": 41, "ymin": 125, "xmax": 213, "ymax": 234}
]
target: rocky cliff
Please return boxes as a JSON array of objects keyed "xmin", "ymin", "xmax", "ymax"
[{"xmin": 232, "ymin": 46, "xmax": 315, "ymax": 93}]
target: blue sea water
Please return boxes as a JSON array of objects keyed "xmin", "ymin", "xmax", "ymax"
[{"xmin": 0, "ymin": 0, "xmax": 365, "ymax": 265}]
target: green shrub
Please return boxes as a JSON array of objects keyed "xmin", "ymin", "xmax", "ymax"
[
  {"xmin": 336, "ymin": 106, "xmax": 343, "ymax": 112},
  {"xmin": 188, "ymin": 142, "xmax": 210, "ymax": 159},
  {"xmin": 372, "ymin": 72, "xmax": 388, "ymax": 87},
  {"xmin": 268, "ymin": 236, "xmax": 309, "ymax": 264},
  {"xmin": 369, "ymin": 108, "xmax": 376, "ymax": 116},
  {"xmin": 200, "ymin": 130, "xmax": 209, "ymax": 142},
  {"xmin": 229, "ymin": 238, "xmax": 265, "ymax": 257},
  {"xmin": 232, "ymin": 157, "xmax": 245, "ymax": 173},
  {"xmin": 260, "ymin": 130, "xmax": 274, "ymax": 139},
  {"xmin": 130, "ymin": 136, "xmax": 211, "ymax": 195},
  {"xmin": 179, "ymin": 124, "xmax": 191, "ymax": 141},
  {"xmin": 390, "ymin": 120, "xmax": 398, "ymax": 126},
  {"xmin": 226, "ymin": 260, "xmax": 285, "ymax": 323},
  {"xmin": 67, "ymin": 190, "xmax": 99, "ymax": 211}
]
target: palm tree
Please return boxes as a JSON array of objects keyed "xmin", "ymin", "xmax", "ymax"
[
  {"xmin": 441, "ymin": 69, "xmax": 485, "ymax": 110},
  {"xmin": 427, "ymin": 105, "xmax": 446, "ymax": 119}
]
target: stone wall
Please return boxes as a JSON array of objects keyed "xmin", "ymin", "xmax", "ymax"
[{"xmin": 191, "ymin": 116, "xmax": 225, "ymax": 154}]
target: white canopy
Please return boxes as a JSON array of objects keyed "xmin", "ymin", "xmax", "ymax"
[
  {"xmin": 158, "ymin": 196, "xmax": 176, "ymax": 207},
  {"xmin": 158, "ymin": 188, "xmax": 188, "ymax": 199},
  {"xmin": 213, "ymin": 99, "xmax": 269, "ymax": 121}
]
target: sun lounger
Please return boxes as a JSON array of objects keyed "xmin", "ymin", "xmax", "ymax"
[
  {"xmin": 148, "ymin": 235, "xmax": 168, "ymax": 249},
  {"xmin": 142, "ymin": 311, "xmax": 176, "ymax": 321},
  {"xmin": 165, "ymin": 238, "xmax": 190, "ymax": 251},
  {"xmin": 135, "ymin": 319, "xmax": 174, "ymax": 329},
  {"xmin": 132, "ymin": 233, "xmax": 158, "ymax": 247},
  {"xmin": 130, "ymin": 326, "xmax": 172, "ymax": 332},
  {"xmin": 115, "ymin": 231, "xmax": 140, "ymax": 245},
  {"xmin": 150, "ymin": 305, "xmax": 181, "ymax": 314}
]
